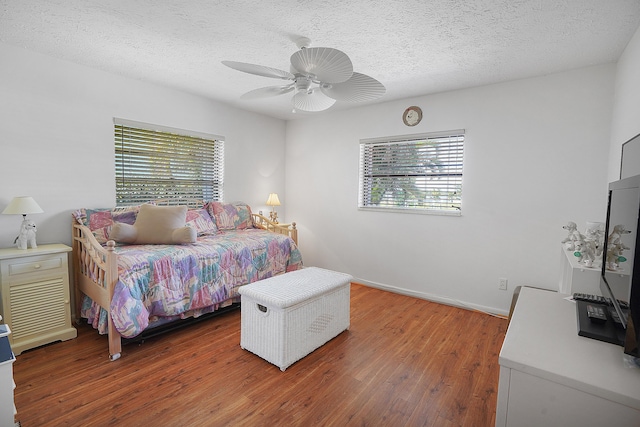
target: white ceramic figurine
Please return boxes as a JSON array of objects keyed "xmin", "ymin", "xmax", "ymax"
[
  {"xmin": 14, "ymin": 219, "xmax": 38, "ymax": 250},
  {"xmin": 561, "ymin": 221, "xmax": 584, "ymax": 251}
]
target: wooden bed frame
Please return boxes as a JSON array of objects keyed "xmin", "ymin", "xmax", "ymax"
[{"xmin": 71, "ymin": 208, "xmax": 297, "ymax": 361}]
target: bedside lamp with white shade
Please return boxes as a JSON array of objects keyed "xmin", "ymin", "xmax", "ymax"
[
  {"xmin": 266, "ymin": 193, "xmax": 281, "ymax": 223},
  {"xmin": 2, "ymin": 196, "xmax": 44, "ymax": 249}
]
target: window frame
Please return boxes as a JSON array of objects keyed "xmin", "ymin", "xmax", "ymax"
[
  {"xmin": 358, "ymin": 130, "xmax": 465, "ymax": 216},
  {"xmin": 114, "ymin": 118, "xmax": 224, "ymax": 207}
]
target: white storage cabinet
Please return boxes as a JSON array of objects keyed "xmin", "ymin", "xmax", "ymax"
[
  {"xmin": 0, "ymin": 244, "xmax": 77, "ymax": 355},
  {"xmin": 497, "ymin": 287, "xmax": 640, "ymax": 427},
  {"xmin": 239, "ymin": 267, "xmax": 352, "ymax": 371},
  {"xmin": 0, "ymin": 325, "xmax": 16, "ymax": 427}
]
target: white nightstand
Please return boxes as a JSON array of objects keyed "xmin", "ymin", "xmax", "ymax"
[{"xmin": 0, "ymin": 244, "xmax": 77, "ymax": 355}]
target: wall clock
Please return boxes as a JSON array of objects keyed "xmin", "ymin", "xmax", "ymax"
[{"xmin": 402, "ymin": 106, "xmax": 422, "ymax": 126}]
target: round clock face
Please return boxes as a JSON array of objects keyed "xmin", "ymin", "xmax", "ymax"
[{"xmin": 403, "ymin": 106, "xmax": 422, "ymax": 126}]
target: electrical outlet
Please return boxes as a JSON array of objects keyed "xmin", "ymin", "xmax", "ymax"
[{"xmin": 499, "ymin": 278, "xmax": 508, "ymax": 291}]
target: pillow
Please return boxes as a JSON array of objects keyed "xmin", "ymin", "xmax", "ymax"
[
  {"xmin": 72, "ymin": 206, "xmax": 140, "ymax": 244},
  {"xmin": 185, "ymin": 208, "xmax": 217, "ymax": 236},
  {"xmin": 110, "ymin": 204, "xmax": 196, "ymax": 245},
  {"xmin": 206, "ymin": 201, "xmax": 253, "ymax": 230}
]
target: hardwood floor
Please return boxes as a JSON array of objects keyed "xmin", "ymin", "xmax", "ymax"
[{"xmin": 12, "ymin": 284, "xmax": 508, "ymax": 426}]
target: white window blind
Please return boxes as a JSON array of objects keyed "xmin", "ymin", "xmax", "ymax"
[
  {"xmin": 114, "ymin": 120, "xmax": 224, "ymax": 206},
  {"xmin": 359, "ymin": 130, "xmax": 464, "ymax": 215}
]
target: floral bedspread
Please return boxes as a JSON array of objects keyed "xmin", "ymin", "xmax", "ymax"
[{"xmin": 81, "ymin": 229, "xmax": 302, "ymax": 337}]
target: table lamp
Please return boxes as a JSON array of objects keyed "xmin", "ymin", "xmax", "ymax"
[
  {"xmin": 266, "ymin": 193, "xmax": 281, "ymax": 223},
  {"xmin": 2, "ymin": 196, "xmax": 44, "ymax": 249}
]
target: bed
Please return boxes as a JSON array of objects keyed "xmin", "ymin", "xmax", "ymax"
[{"xmin": 71, "ymin": 200, "xmax": 302, "ymax": 360}]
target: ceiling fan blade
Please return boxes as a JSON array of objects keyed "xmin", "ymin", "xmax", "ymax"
[
  {"xmin": 290, "ymin": 47, "xmax": 353, "ymax": 84},
  {"xmin": 222, "ymin": 61, "xmax": 295, "ymax": 80},
  {"xmin": 321, "ymin": 72, "xmax": 386, "ymax": 102},
  {"xmin": 292, "ymin": 90, "xmax": 336, "ymax": 112},
  {"xmin": 240, "ymin": 84, "xmax": 295, "ymax": 99}
]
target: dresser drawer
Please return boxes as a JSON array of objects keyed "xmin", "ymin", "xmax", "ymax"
[{"xmin": 6, "ymin": 256, "xmax": 64, "ymax": 277}]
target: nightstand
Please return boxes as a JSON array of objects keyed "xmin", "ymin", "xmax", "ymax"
[{"xmin": 0, "ymin": 244, "xmax": 77, "ymax": 355}]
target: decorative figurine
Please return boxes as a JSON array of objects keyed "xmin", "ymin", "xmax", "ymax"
[
  {"xmin": 605, "ymin": 224, "xmax": 631, "ymax": 270},
  {"xmin": 561, "ymin": 221, "xmax": 584, "ymax": 251},
  {"xmin": 564, "ymin": 221, "xmax": 606, "ymax": 268},
  {"xmin": 14, "ymin": 218, "xmax": 38, "ymax": 250},
  {"xmin": 574, "ymin": 240, "xmax": 596, "ymax": 267}
]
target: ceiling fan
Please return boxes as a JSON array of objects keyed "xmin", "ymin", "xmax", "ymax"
[{"xmin": 222, "ymin": 37, "xmax": 385, "ymax": 113}]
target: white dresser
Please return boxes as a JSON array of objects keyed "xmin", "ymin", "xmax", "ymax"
[
  {"xmin": 0, "ymin": 322, "xmax": 16, "ymax": 427},
  {"xmin": 0, "ymin": 244, "xmax": 77, "ymax": 355},
  {"xmin": 496, "ymin": 287, "xmax": 640, "ymax": 427}
]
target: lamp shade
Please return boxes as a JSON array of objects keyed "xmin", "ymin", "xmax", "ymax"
[
  {"xmin": 2, "ymin": 196, "xmax": 44, "ymax": 215},
  {"xmin": 266, "ymin": 193, "xmax": 281, "ymax": 207}
]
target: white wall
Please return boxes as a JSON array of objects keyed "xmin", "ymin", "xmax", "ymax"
[
  {"xmin": 0, "ymin": 43, "xmax": 287, "ymax": 247},
  {"xmin": 609, "ymin": 25, "xmax": 640, "ymax": 181},
  {"xmin": 286, "ymin": 65, "xmax": 615, "ymax": 314}
]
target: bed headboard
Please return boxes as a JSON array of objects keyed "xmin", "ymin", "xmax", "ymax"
[{"xmin": 119, "ymin": 199, "xmax": 298, "ymax": 245}]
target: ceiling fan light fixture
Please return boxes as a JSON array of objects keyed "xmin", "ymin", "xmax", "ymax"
[
  {"xmin": 223, "ymin": 37, "xmax": 385, "ymax": 113},
  {"xmin": 291, "ymin": 47, "xmax": 353, "ymax": 84},
  {"xmin": 292, "ymin": 90, "xmax": 336, "ymax": 112},
  {"xmin": 295, "ymin": 76, "xmax": 312, "ymax": 92},
  {"xmin": 240, "ymin": 84, "xmax": 295, "ymax": 99},
  {"xmin": 320, "ymin": 72, "xmax": 386, "ymax": 102},
  {"xmin": 221, "ymin": 61, "xmax": 294, "ymax": 80}
]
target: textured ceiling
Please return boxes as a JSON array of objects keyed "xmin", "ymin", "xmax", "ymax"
[{"xmin": 1, "ymin": 0, "xmax": 640, "ymax": 120}]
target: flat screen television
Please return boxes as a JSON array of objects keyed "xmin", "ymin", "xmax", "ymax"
[{"xmin": 600, "ymin": 173, "xmax": 640, "ymax": 359}]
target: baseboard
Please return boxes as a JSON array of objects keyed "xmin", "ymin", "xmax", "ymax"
[{"xmin": 353, "ymin": 278, "xmax": 509, "ymax": 318}]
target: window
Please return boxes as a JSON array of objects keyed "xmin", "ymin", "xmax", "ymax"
[
  {"xmin": 358, "ymin": 130, "xmax": 464, "ymax": 215},
  {"xmin": 114, "ymin": 119, "xmax": 224, "ymax": 206}
]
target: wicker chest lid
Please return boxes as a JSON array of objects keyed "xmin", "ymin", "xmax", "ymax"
[{"xmin": 238, "ymin": 267, "xmax": 352, "ymax": 309}]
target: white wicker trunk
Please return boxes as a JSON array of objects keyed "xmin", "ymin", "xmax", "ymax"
[{"xmin": 238, "ymin": 267, "xmax": 352, "ymax": 371}]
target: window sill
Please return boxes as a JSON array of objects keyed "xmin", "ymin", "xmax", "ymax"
[{"xmin": 357, "ymin": 206, "xmax": 462, "ymax": 217}]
